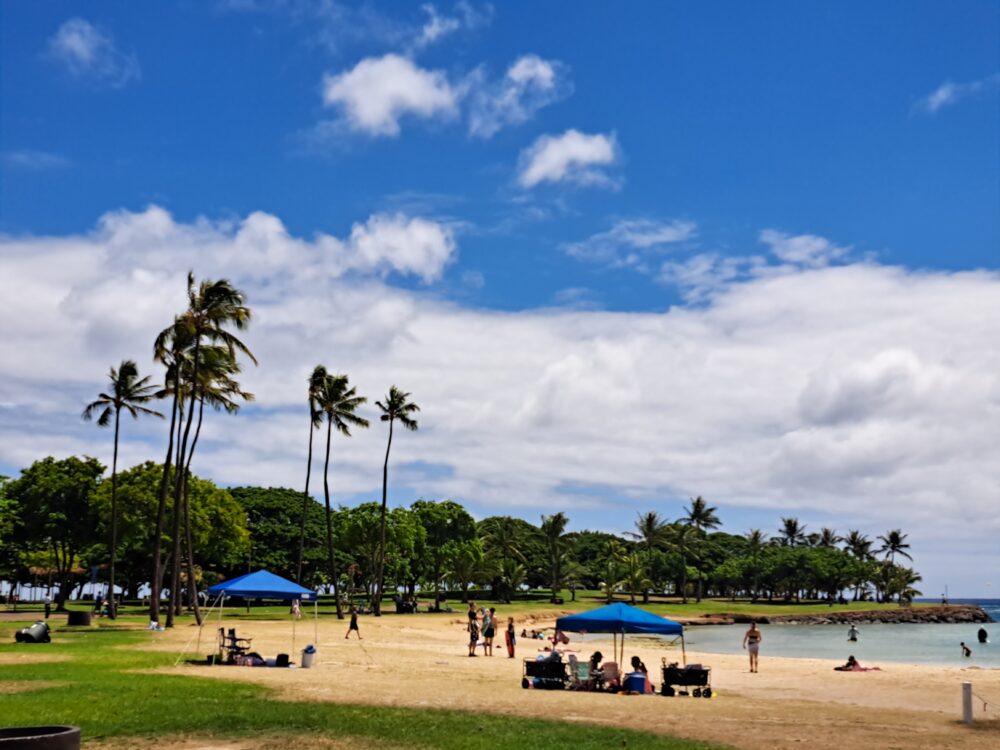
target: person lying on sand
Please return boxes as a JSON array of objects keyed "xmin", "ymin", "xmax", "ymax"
[{"xmin": 834, "ymin": 655, "xmax": 881, "ymax": 672}]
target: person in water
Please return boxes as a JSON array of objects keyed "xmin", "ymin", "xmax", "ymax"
[
  {"xmin": 978, "ymin": 627, "xmax": 988, "ymax": 644},
  {"xmin": 961, "ymin": 641, "xmax": 972, "ymax": 657},
  {"xmin": 847, "ymin": 624, "xmax": 859, "ymax": 642},
  {"xmin": 743, "ymin": 621, "xmax": 762, "ymax": 673}
]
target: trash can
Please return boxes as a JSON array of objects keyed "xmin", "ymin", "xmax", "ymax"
[
  {"xmin": 66, "ymin": 611, "xmax": 91, "ymax": 627},
  {"xmin": 15, "ymin": 622, "xmax": 51, "ymax": 644},
  {"xmin": 0, "ymin": 725, "xmax": 80, "ymax": 749},
  {"xmin": 301, "ymin": 645, "xmax": 316, "ymax": 668}
]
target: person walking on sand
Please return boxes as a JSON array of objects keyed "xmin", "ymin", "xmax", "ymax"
[
  {"xmin": 43, "ymin": 594, "xmax": 51, "ymax": 620},
  {"xmin": 743, "ymin": 621, "xmax": 762, "ymax": 672},
  {"xmin": 291, "ymin": 598, "xmax": 301, "ymax": 620},
  {"xmin": 467, "ymin": 602, "xmax": 480, "ymax": 657},
  {"xmin": 345, "ymin": 605, "xmax": 361, "ymax": 639}
]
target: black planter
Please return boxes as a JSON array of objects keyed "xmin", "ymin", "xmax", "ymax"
[{"xmin": 0, "ymin": 726, "xmax": 80, "ymax": 750}]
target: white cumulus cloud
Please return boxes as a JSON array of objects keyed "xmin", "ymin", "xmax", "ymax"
[
  {"xmin": 2, "ymin": 209, "xmax": 1000, "ymax": 596},
  {"xmin": 468, "ymin": 55, "xmax": 571, "ymax": 138},
  {"xmin": 517, "ymin": 130, "xmax": 619, "ymax": 189},
  {"xmin": 322, "ymin": 54, "xmax": 459, "ymax": 137},
  {"xmin": 45, "ymin": 18, "xmax": 140, "ymax": 89}
]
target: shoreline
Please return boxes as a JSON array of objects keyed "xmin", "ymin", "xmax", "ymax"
[{"xmin": 678, "ymin": 603, "xmax": 991, "ymax": 626}]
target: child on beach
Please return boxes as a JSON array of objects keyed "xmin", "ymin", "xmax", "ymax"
[
  {"xmin": 482, "ymin": 607, "xmax": 496, "ymax": 656},
  {"xmin": 467, "ymin": 602, "xmax": 479, "ymax": 657}
]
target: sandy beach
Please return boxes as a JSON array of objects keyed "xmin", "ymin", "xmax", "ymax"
[{"xmin": 141, "ymin": 611, "xmax": 1000, "ymax": 750}]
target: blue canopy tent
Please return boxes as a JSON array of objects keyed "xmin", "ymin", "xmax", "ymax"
[
  {"xmin": 207, "ymin": 570, "xmax": 317, "ymax": 601},
  {"xmin": 555, "ymin": 602, "xmax": 686, "ymax": 667},
  {"xmin": 181, "ymin": 570, "xmax": 319, "ymax": 665}
]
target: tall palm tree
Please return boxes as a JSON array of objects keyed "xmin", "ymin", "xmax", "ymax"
[
  {"xmin": 481, "ymin": 517, "xmax": 527, "ymax": 565},
  {"xmin": 598, "ymin": 539, "xmax": 627, "ymax": 603},
  {"xmin": 778, "ymin": 517, "xmax": 807, "ymax": 547},
  {"xmin": 667, "ymin": 524, "xmax": 699, "ymax": 603},
  {"xmin": 317, "ymin": 373, "xmax": 369, "ymax": 619},
  {"xmin": 877, "ymin": 529, "xmax": 912, "ymax": 565},
  {"xmin": 372, "ymin": 386, "xmax": 419, "ymax": 617},
  {"xmin": 153, "ymin": 274, "xmax": 255, "ymax": 628},
  {"xmin": 683, "ymin": 497, "xmax": 720, "ymax": 602},
  {"xmin": 626, "ymin": 511, "xmax": 670, "ymax": 602},
  {"xmin": 540, "ymin": 512, "xmax": 569, "ymax": 602},
  {"xmin": 295, "ymin": 365, "xmax": 328, "ymax": 584},
  {"xmin": 83, "ymin": 360, "xmax": 162, "ymax": 619},
  {"xmin": 621, "ymin": 553, "xmax": 652, "ymax": 605}
]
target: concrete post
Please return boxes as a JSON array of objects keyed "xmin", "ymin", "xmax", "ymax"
[{"xmin": 962, "ymin": 681, "xmax": 973, "ymax": 725}]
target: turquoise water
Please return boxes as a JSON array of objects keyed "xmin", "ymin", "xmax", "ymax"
[{"xmin": 682, "ymin": 603, "xmax": 999, "ymax": 668}]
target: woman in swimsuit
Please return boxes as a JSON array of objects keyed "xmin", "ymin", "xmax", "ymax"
[
  {"xmin": 742, "ymin": 621, "xmax": 762, "ymax": 673},
  {"xmin": 467, "ymin": 602, "xmax": 479, "ymax": 657},
  {"xmin": 505, "ymin": 616, "xmax": 516, "ymax": 658}
]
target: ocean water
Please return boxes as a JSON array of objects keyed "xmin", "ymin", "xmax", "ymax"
[{"xmin": 680, "ymin": 599, "xmax": 1000, "ymax": 668}]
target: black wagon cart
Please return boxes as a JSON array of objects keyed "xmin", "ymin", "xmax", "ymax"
[
  {"xmin": 660, "ymin": 661, "xmax": 712, "ymax": 697},
  {"xmin": 521, "ymin": 656, "xmax": 568, "ymax": 690}
]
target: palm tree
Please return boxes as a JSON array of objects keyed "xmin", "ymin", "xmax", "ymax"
[
  {"xmin": 498, "ymin": 559, "xmax": 527, "ymax": 603},
  {"xmin": 667, "ymin": 524, "xmax": 699, "ymax": 603},
  {"xmin": 372, "ymin": 386, "xmax": 419, "ymax": 617},
  {"xmin": 540, "ymin": 512, "xmax": 569, "ymax": 602},
  {"xmin": 843, "ymin": 530, "xmax": 873, "ymax": 560},
  {"xmin": 816, "ymin": 527, "xmax": 842, "ymax": 548},
  {"xmin": 621, "ymin": 553, "xmax": 652, "ymax": 605},
  {"xmin": 317, "ymin": 373, "xmax": 369, "ymax": 619},
  {"xmin": 626, "ymin": 511, "xmax": 670, "ymax": 602},
  {"xmin": 683, "ymin": 497, "xmax": 720, "ymax": 602},
  {"xmin": 745, "ymin": 529, "xmax": 767, "ymax": 601},
  {"xmin": 83, "ymin": 360, "xmax": 162, "ymax": 619},
  {"xmin": 481, "ymin": 517, "xmax": 527, "ymax": 565},
  {"xmin": 778, "ymin": 517, "xmax": 807, "ymax": 547},
  {"xmin": 156, "ymin": 275, "xmax": 255, "ymax": 627},
  {"xmin": 598, "ymin": 539, "xmax": 626, "ymax": 603},
  {"xmin": 295, "ymin": 365, "xmax": 328, "ymax": 584},
  {"xmin": 877, "ymin": 529, "xmax": 911, "ymax": 565}
]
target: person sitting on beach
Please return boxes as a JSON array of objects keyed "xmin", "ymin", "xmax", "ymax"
[
  {"xmin": 586, "ymin": 651, "xmax": 605, "ymax": 690},
  {"xmin": 961, "ymin": 642, "xmax": 972, "ymax": 658},
  {"xmin": 521, "ymin": 628, "xmax": 528, "ymax": 638},
  {"xmin": 630, "ymin": 655, "xmax": 648, "ymax": 674},
  {"xmin": 834, "ymin": 655, "xmax": 860, "ymax": 671}
]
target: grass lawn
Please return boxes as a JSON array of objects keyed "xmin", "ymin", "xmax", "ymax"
[{"xmin": 0, "ymin": 621, "xmax": 724, "ymax": 749}]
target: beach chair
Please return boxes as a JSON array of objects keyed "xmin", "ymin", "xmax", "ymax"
[
  {"xmin": 601, "ymin": 661, "xmax": 621, "ymax": 689},
  {"xmin": 222, "ymin": 627, "xmax": 252, "ymax": 663}
]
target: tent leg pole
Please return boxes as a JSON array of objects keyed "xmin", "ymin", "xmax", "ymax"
[
  {"xmin": 314, "ymin": 598, "xmax": 318, "ymax": 648},
  {"xmin": 681, "ymin": 634, "xmax": 687, "ymax": 667}
]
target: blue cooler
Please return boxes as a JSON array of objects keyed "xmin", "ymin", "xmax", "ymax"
[{"xmin": 623, "ymin": 672, "xmax": 647, "ymax": 693}]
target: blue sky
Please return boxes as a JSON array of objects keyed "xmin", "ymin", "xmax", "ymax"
[{"xmin": 1, "ymin": 1, "xmax": 999, "ymax": 596}]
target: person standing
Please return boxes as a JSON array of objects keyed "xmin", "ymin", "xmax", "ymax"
[
  {"xmin": 43, "ymin": 594, "xmax": 51, "ymax": 620},
  {"xmin": 978, "ymin": 627, "xmax": 988, "ymax": 644},
  {"xmin": 847, "ymin": 624, "xmax": 859, "ymax": 642},
  {"xmin": 743, "ymin": 621, "xmax": 762, "ymax": 673},
  {"xmin": 482, "ymin": 607, "xmax": 496, "ymax": 656},
  {"xmin": 291, "ymin": 599, "xmax": 301, "ymax": 620},
  {"xmin": 505, "ymin": 616, "xmax": 516, "ymax": 658},
  {"xmin": 467, "ymin": 602, "xmax": 479, "ymax": 657},
  {"xmin": 345, "ymin": 605, "xmax": 361, "ymax": 639}
]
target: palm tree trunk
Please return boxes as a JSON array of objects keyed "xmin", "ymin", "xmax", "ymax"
[
  {"xmin": 180, "ymin": 395, "xmax": 206, "ymax": 625},
  {"xmin": 150, "ymin": 372, "xmax": 180, "ymax": 624},
  {"xmin": 373, "ymin": 418, "xmax": 394, "ymax": 617},
  {"xmin": 322, "ymin": 419, "xmax": 344, "ymax": 620},
  {"xmin": 109, "ymin": 408, "xmax": 121, "ymax": 619},
  {"xmin": 295, "ymin": 418, "xmax": 316, "ymax": 584},
  {"xmin": 168, "ymin": 338, "xmax": 201, "ymax": 627}
]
